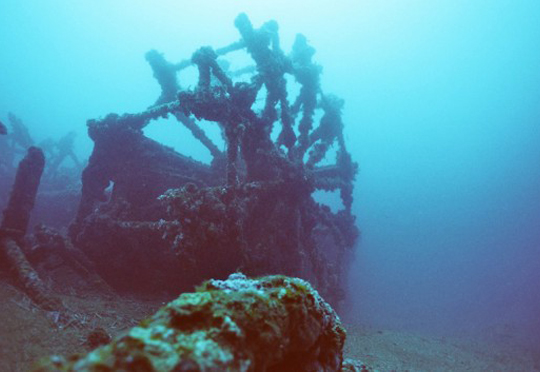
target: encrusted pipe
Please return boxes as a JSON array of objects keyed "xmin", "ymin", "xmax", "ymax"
[
  {"xmin": 2, "ymin": 146, "xmax": 45, "ymax": 238},
  {"xmin": 0, "ymin": 147, "xmax": 63, "ymax": 311}
]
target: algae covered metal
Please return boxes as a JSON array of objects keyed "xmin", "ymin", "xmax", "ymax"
[{"xmin": 34, "ymin": 273, "xmax": 346, "ymax": 371}]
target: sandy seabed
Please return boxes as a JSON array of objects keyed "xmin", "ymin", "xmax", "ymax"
[
  {"xmin": 344, "ymin": 323, "xmax": 539, "ymax": 371},
  {"xmin": 0, "ymin": 281, "xmax": 538, "ymax": 371}
]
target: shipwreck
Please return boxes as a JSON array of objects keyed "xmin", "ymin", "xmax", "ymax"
[{"xmin": 65, "ymin": 13, "xmax": 359, "ymax": 308}]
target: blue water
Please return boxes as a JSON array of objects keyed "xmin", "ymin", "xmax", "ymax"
[{"xmin": 1, "ymin": 0, "xmax": 539, "ymax": 351}]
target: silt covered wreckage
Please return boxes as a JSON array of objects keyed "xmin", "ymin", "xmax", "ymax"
[{"xmin": 66, "ymin": 13, "xmax": 359, "ymax": 308}]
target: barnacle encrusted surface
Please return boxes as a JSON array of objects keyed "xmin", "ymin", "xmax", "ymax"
[{"xmin": 34, "ymin": 273, "xmax": 346, "ymax": 371}]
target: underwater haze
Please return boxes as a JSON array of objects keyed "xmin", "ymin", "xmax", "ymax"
[{"xmin": 1, "ymin": 0, "xmax": 540, "ymax": 353}]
